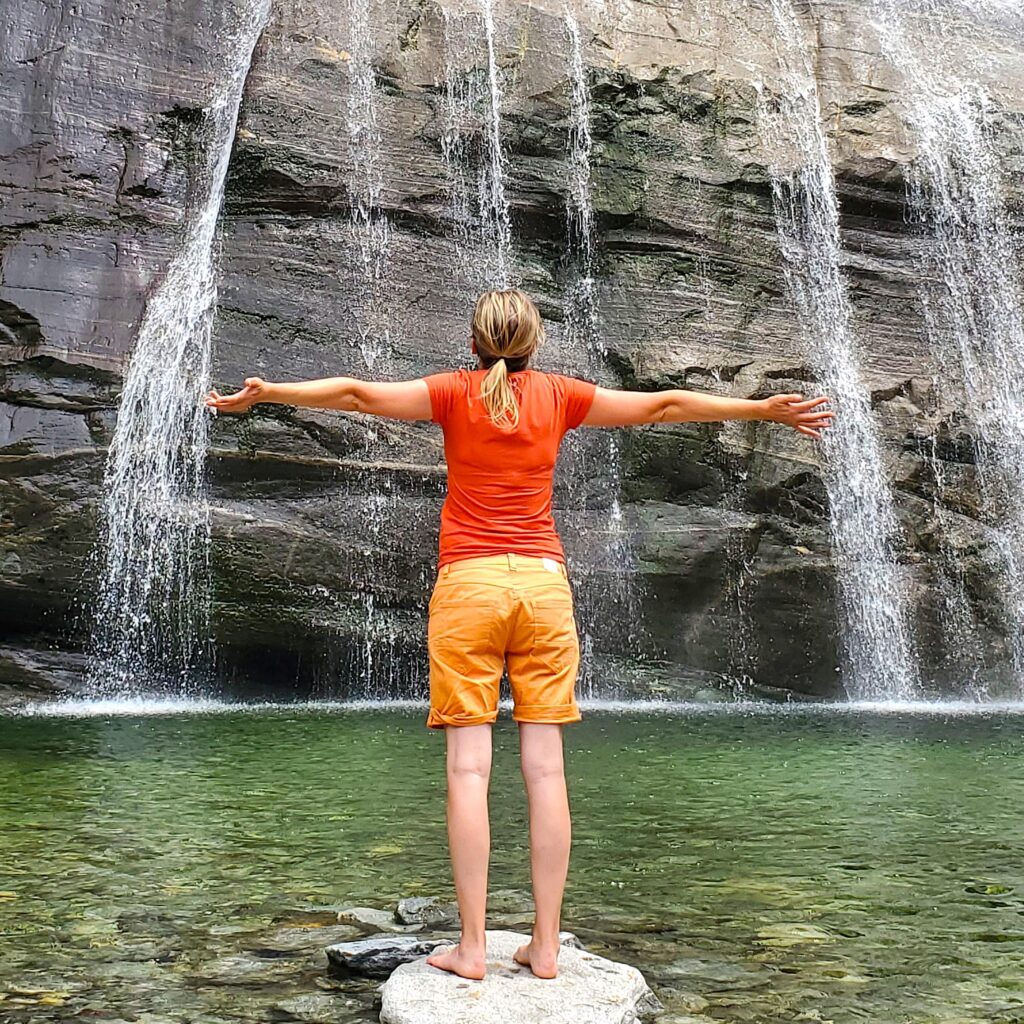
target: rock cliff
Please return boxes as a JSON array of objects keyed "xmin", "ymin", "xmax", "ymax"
[{"xmin": 2, "ymin": 0, "xmax": 1023, "ymax": 699}]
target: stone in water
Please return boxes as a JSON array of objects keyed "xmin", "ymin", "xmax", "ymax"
[
  {"xmin": 395, "ymin": 896, "xmax": 458, "ymax": 927},
  {"xmin": 326, "ymin": 934, "xmax": 443, "ymax": 978},
  {"xmin": 379, "ymin": 929, "xmax": 662, "ymax": 1024}
]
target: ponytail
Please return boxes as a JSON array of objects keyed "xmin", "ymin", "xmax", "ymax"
[
  {"xmin": 471, "ymin": 289, "xmax": 544, "ymax": 428},
  {"xmin": 480, "ymin": 357, "xmax": 519, "ymax": 429}
]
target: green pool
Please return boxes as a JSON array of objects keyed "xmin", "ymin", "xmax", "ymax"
[{"xmin": 2, "ymin": 703, "xmax": 1023, "ymax": 1022}]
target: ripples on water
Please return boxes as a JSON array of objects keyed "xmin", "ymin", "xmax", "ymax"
[{"xmin": 2, "ymin": 706, "xmax": 1023, "ymax": 1022}]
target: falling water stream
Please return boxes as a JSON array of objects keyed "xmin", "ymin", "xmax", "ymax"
[
  {"xmin": 77, "ymin": 0, "xmax": 1024, "ymax": 706},
  {"xmin": 759, "ymin": 0, "xmax": 919, "ymax": 700},
  {"xmin": 439, "ymin": 0, "xmax": 513, "ymax": 288},
  {"xmin": 344, "ymin": 0, "xmax": 392, "ymax": 369},
  {"xmin": 874, "ymin": 0, "xmax": 1024, "ymax": 688},
  {"xmin": 563, "ymin": 12, "xmax": 599, "ymax": 362},
  {"xmin": 560, "ymin": 12, "xmax": 644, "ymax": 694},
  {"xmin": 479, "ymin": 0, "xmax": 513, "ymax": 286},
  {"xmin": 86, "ymin": 1, "xmax": 270, "ymax": 695}
]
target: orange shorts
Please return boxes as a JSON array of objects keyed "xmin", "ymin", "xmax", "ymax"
[{"xmin": 426, "ymin": 553, "xmax": 582, "ymax": 729}]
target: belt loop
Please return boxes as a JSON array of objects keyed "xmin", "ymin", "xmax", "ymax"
[
  {"xmin": 508, "ymin": 552, "xmax": 516, "ymax": 572},
  {"xmin": 442, "ymin": 563, "xmax": 451, "ymax": 577}
]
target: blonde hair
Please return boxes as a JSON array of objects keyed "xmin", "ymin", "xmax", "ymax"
[{"xmin": 472, "ymin": 289, "xmax": 545, "ymax": 428}]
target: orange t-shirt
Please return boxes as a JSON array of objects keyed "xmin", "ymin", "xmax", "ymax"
[{"xmin": 424, "ymin": 368, "xmax": 597, "ymax": 566}]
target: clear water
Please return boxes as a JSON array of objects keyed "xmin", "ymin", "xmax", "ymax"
[
  {"xmin": 3, "ymin": 706, "xmax": 1023, "ymax": 1022},
  {"xmin": 759, "ymin": 0, "xmax": 919, "ymax": 701}
]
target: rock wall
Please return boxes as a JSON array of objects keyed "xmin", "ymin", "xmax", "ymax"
[{"xmin": 2, "ymin": 0, "xmax": 1024, "ymax": 700}]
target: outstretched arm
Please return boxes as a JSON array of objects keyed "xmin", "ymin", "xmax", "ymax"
[
  {"xmin": 582, "ymin": 387, "xmax": 833, "ymax": 438},
  {"xmin": 204, "ymin": 376, "xmax": 432, "ymax": 421}
]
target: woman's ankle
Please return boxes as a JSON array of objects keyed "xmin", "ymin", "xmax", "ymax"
[
  {"xmin": 531, "ymin": 926, "xmax": 560, "ymax": 948},
  {"xmin": 459, "ymin": 930, "xmax": 487, "ymax": 954}
]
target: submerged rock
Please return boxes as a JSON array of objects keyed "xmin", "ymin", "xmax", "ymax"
[
  {"xmin": 755, "ymin": 922, "xmax": 834, "ymax": 947},
  {"xmin": 335, "ymin": 906, "xmax": 421, "ymax": 934},
  {"xmin": 325, "ymin": 935, "xmax": 444, "ymax": 979},
  {"xmin": 251, "ymin": 922, "xmax": 361, "ymax": 955},
  {"xmin": 273, "ymin": 991, "xmax": 365, "ymax": 1023},
  {"xmin": 194, "ymin": 953, "xmax": 301, "ymax": 986},
  {"xmin": 394, "ymin": 896, "xmax": 458, "ymax": 927},
  {"xmin": 379, "ymin": 930, "xmax": 662, "ymax": 1024}
]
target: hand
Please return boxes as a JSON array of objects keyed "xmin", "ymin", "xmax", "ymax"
[
  {"xmin": 761, "ymin": 393, "xmax": 834, "ymax": 439},
  {"xmin": 204, "ymin": 377, "xmax": 269, "ymax": 414}
]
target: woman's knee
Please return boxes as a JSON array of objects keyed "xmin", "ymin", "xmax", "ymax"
[
  {"xmin": 519, "ymin": 722, "xmax": 565, "ymax": 785},
  {"xmin": 448, "ymin": 754, "xmax": 492, "ymax": 783},
  {"xmin": 446, "ymin": 725, "xmax": 493, "ymax": 781},
  {"xmin": 520, "ymin": 744, "xmax": 565, "ymax": 786}
]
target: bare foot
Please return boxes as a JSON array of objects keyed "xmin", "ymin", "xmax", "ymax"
[
  {"xmin": 426, "ymin": 942, "xmax": 487, "ymax": 980},
  {"xmin": 513, "ymin": 937, "xmax": 560, "ymax": 979}
]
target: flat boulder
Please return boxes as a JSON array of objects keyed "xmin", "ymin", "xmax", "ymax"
[
  {"xmin": 326, "ymin": 935, "xmax": 444, "ymax": 979},
  {"xmin": 379, "ymin": 930, "xmax": 662, "ymax": 1024}
]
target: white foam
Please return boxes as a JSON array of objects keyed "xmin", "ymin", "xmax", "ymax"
[{"xmin": 6, "ymin": 695, "xmax": 1024, "ymax": 719}]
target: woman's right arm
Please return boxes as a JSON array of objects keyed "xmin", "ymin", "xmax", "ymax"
[
  {"xmin": 582, "ymin": 386, "xmax": 834, "ymax": 438},
  {"xmin": 205, "ymin": 376, "xmax": 433, "ymax": 421}
]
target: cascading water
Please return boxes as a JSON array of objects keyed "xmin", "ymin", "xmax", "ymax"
[
  {"xmin": 479, "ymin": 0, "xmax": 513, "ymax": 286},
  {"xmin": 563, "ymin": 12, "xmax": 599, "ymax": 366},
  {"xmin": 560, "ymin": 12, "xmax": 644, "ymax": 695},
  {"xmin": 439, "ymin": 0, "xmax": 514, "ymax": 289},
  {"xmin": 440, "ymin": 9, "xmax": 483, "ymax": 289},
  {"xmin": 874, "ymin": 0, "xmax": 1024, "ymax": 689},
  {"xmin": 86, "ymin": 1, "xmax": 270, "ymax": 695},
  {"xmin": 759, "ymin": 0, "xmax": 919, "ymax": 700},
  {"xmin": 344, "ymin": 0, "xmax": 392, "ymax": 369}
]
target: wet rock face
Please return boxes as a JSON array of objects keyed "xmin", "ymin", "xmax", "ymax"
[{"xmin": 2, "ymin": 0, "xmax": 1024, "ymax": 698}]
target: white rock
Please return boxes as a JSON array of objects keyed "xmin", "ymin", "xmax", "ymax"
[{"xmin": 379, "ymin": 930, "xmax": 662, "ymax": 1024}]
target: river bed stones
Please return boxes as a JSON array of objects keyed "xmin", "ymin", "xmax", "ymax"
[
  {"xmin": 378, "ymin": 930, "xmax": 662, "ymax": 1024},
  {"xmin": 325, "ymin": 935, "xmax": 446, "ymax": 979},
  {"xmin": 335, "ymin": 906, "xmax": 422, "ymax": 934},
  {"xmin": 394, "ymin": 896, "xmax": 459, "ymax": 927},
  {"xmin": 250, "ymin": 923, "xmax": 361, "ymax": 956}
]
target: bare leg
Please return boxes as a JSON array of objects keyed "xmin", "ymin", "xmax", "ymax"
[
  {"xmin": 513, "ymin": 723, "xmax": 571, "ymax": 979},
  {"xmin": 426, "ymin": 723, "xmax": 492, "ymax": 980}
]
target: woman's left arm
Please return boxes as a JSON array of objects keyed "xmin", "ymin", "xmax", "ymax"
[
  {"xmin": 204, "ymin": 376, "xmax": 433, "ymax": 421},
  {"xmin": 582, "ymin": 387, "xmax": 833, "ymax": 438}
]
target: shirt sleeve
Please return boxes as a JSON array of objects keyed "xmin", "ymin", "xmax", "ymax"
[
  {"xmin": 422, "ymin": 372, "xmax": 457, "ymax": 426},
  {"xmin": 558, "ymin": 375, "xmax": 597, "ymax": 431}
]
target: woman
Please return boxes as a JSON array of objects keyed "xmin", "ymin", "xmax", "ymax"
[{"xmin": 206, "ymin": 289, "xmax": 832, "ymax": 981}]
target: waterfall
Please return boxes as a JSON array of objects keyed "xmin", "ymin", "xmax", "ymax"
[
  {"xmin": 874, "ymin": 0, "xmax": 1024, "ymax": 689},
  {"xmin": 86, "ymin": 1, "xmax": 270, "ymax": 695},
  {"xmin": 560, "ymin": 13, "xmax": 644, "ymax": 696},
  {"xmin": 564, "ymin": 12, "xmax": 599, "ymax": 362},
  {"xmin": 759, "ymin": 0, "xmax": 919, "ymax": 700},
  {"xmin": 344, "ymin": 0, "xmax": 392, "ymax": 369},
  {"xmin": 479, "ymin": 0, "xmax": 513, "ymax": 286},
  {"xmin": 440, "ymin": 10, "xmax": 482, "ymax": 288},
  {"xmin": 439, "ymin": 1, "xmax": 513, "ymax": 289}
]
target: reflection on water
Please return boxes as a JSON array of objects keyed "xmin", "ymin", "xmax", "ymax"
[{"xmin": 2, "ymin": 708, "xmax": 1023, "ymax": 1022}]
